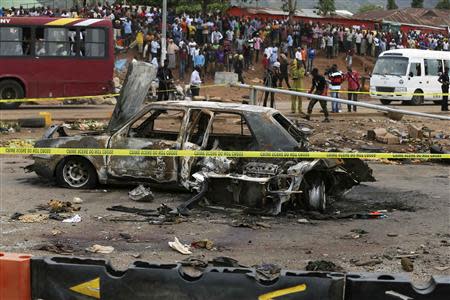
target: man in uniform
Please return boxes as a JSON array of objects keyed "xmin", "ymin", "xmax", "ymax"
[{"xmin": 290, "ymin": 59, "xmax": 305, "ymax": 114}]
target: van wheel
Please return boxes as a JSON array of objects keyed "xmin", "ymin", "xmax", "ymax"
[
  {"xmin": 380, "ymin": 99, "xmax": 391, "ymax": 105},
  {"xmin": 411, "ymin": 90, "xmax": 424, "ymax": 105},
  {"xmin": 0, "ymin": 80, "xmax": 23, "ymax": 109},
  {"xmin": 56, "ymin": 157, "xmax": 97, "ymax": 189}
]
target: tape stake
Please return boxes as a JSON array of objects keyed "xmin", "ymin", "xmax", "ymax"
[
  {"xmin": 258, "ymin": 283, "xmax": 307, "ymax": 300},
  {"xmin": 69, "ymin": 277, "xmax": 100, "ymax": 299}
]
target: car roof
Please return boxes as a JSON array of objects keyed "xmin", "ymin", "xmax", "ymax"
[{"xmin": 148, "ymin": 101, "xmax": 278, "ymax": 114}]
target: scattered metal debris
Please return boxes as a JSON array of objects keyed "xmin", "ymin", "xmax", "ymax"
[
  {"xmin": 305, "ymin": 260, "xmax": 342, "ymax": 272},
  {"xmin": 168, "ymin": 237, "xmax": 192, "ymax": 255},
  {"xmin": 129, "ymin": 185, "xmax": 154, "ymax": 202},
  {"xmin": 86, "ymin": 244, "xmax": 114, "ymax": 254}
]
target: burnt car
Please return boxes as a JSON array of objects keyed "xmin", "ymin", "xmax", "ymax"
[
  {"xmin": 28, "ymin": 57, "xmax": 373, "ymax": 214},
  {"xmin": 28, "ymin": 100, "xmax": 374, "ymax": 214}
]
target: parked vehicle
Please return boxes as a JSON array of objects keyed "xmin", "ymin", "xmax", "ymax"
[
  {"xmin": 0, "ymin": 17, "xmax": 114, "ymax": 109},
  {"xmin": 370, "ymin": 49, "xmax": 450, "ymax": 105}
]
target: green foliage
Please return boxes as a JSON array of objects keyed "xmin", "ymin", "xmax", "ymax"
[
  {"xmin": 127, "ymin": 0, "xmax": 227, "ymax": 14},
  {"xmin": 435, "ymin": 0, "xmax": 450, "ymax": 9},
  {"xmin": 411, "ymin": 0, "xmax": 424, "ymax": 8},
  {"xmin": 318, "ymin": 0, "xmax": 335, "ymax": 15},
  {"xmin": 387, "ymin": 0, "xmax": 398, "ymax": 10},
  {"xmin": 358, "ymin": 4, "xmax": 383, "ymax": 14}
]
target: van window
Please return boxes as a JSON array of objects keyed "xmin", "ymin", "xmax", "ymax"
[
  {"xmin": 424, "ymin": 59, "xmax": 442, "ymax": 76},
  {"xmin": 445, "ymin": 60, "xmax": 450, "ymax": 71},
  {"xmin": 409, "ymin": 63, "xmax": 421, "ymax": 76}
]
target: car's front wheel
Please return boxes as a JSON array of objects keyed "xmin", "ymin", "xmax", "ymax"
[{"xmin": 56, "ymin": 157, "xmax": 97, "ymax": 189}]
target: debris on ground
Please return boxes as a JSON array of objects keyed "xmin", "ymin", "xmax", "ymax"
[
  {"xmin": 387, "ymin": 233, "xmax": 399, "ymax": 237},
  {"xmin": 128, "ymin": 185, "xmax": 154, "ymax": 202},
  {"xmin": 72, "ymin": 197, "xmax": 83, "ymax": 204},
  {"xmin": 62, "ymin": 214, "xmax": 82, "ymax": 223},
  {"xmin": 297, "ymin": 218, "xmax": 310, "ymax": 224},
  {"xmin": 191, "ymin": 239, "xmax": 215, "ymax": 250},
  {"xmin": 353, "ymin": 259, "xmax": 383, "ymax": 267},
  {"xmin": 230, "ymin": 219, "xmax": 273, "ymax": 230},
  {"xmin": 179, "ymin": 257, "xmax": 208, "ymax": 278},
  {"xmin": 305, "ymin": 260, "xmax": 343, "ymax": 272},
  {"xmin": 351, "ymin": 229, "xmax": 369, "ymax": 235},
  {"xmin": 86, "ymin": 244, "xmax": 114, "ymax": 254},
  {"xmin": 373, "ymin": 200, "xmax": 416, "ymax": 212},
  {"xmin": 68, "ymin": 120, "xmax": 107, "ymax": 131},
  {"xmin": 3, "ymin": 139, "xmax": 34, "ymax": 148},
  {"xmin": 367, "ymin": 128, "xmax": 400, "ymax": 145},
  {"xmin": 254, "ymin": 264, "xmax": 281, "ymax": 281},
  {"xmin": 0, "ymin": 121, "xmax": 20, "ymax": 133},
  {"xmin": 35, "ymin": 241, "xmax": 74, "ymax": 254},
  {"xmin": 18, "ymin": 213, "xmax": 49, "ymax": 223},
  {"xmin": 106, "ymin": 205, "xmax": 158, "ymax": 216},
  {"xmin": 168, "ymin": 237, "xmax": 192, "ymax": 255},
  {"xmin": 401, "ymin": 257, "xmax": 414, "ymax": 272},
  {"xmin": 40, "ymin": 199, "xmax": 81, "ymax": 213}
]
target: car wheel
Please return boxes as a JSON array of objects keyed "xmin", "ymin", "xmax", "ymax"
[
  {"xmin": 0, "ymin": 80, "xmax": 23, "ymax": 109},
  {"xmin": 56, "ymin": 157, "xmax": 97, "ymax": 189},
  {"xmin": 307, "ymin": 178, "xmax": 326, "ymax": 212},
  {"xmin": 411, "ymin": 90, "xmax": 424, "ymax": 105},
  {"xmin": 380, "ymin": 99, "xmax": 391, "ymax": 105}
]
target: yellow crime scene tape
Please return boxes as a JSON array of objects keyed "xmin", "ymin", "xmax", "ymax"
[
  {"xmin": 0, "ymin": 84, "xmax": 228, "ymax": 103},
  {"xmin": 0, "ymin": 84, "xmax": 447, "ymax": 103},
  {"xmin": 0, "ymin": 147, "xmax": 448, "ymax": 159}
]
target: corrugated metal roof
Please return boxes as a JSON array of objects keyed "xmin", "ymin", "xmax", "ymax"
[{"xmin": 353, "ymin": 8, "xmax": 450, "ymax": 28}]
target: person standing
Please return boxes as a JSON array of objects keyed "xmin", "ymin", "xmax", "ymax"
[
  {"xmin": 157, "ymin": 60, "xmax": 173, "ymax": 101},
  {"xmin": 234, "ymin": 54, "xmax": 245, "ymax": 84},
  {"xmin": 178, "ymin": 43, "xmax": 188, "ymax": 81},
  {"xmin": 326, "ymin": 33, "xmax": 333, "ymax": 59},
  {"xmin": 190, "ymin": 66, "xmax": 202, "ymax": 98},
  {"xmin": 307, "ymin": 46, "xmax": 315, "ymax": 74},
  {"xmin": 327, "ymin": 64, "xmax": 344, "ymax": 113},
  {"xmin": 290, "ymin": 59, "xmax": 306, "ymax": 114},
  {"xmin": 438, "ymin": 67, "xmax": 449, "ymax": 111},
  {"xmin": 263, "ymin": 63, "xmax": 280, "ymax": 108},
  {"xmin": 167, "ymin": 39, "xmax": 179, "ymax": 71},
  {"xmin": 305, "ymin": 68, "xmax": 330, "ymax": 122},
  {"xmin": 278, "ymin": 54, "xmax": 291, "ymax": 89},
  {"xmin": 344, "ymin": 67, "xmax": 360, "ymax": 112}
]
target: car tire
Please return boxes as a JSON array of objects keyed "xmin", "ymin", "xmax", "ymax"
[
  {"xmin": 56, "ymin": 157, "xmax": 97, "ymax": 189},
  {"xmin": 0, "ymin": 80, "xmax": 23, "ymax": 109},
  {"xmin": 380, "ymin": 99, "xmax": 391, "ymax": 105},
  {"xmin": 411, "ymin": 90, "xmax": 424, "ymax": 105},
  {"xmin": 307, "ymin": 178, "xmax": 327, "ymax": 212}
]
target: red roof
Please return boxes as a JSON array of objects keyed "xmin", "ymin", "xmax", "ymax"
[{"xmin": 352, "ymin": 8, "xmax": 450, "ymax": 28}]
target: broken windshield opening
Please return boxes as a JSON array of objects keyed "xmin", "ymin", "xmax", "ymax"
[
  {"xmin": 272, "ymin": 113, "xmax": 304, "ymax": 144},
  {"xmin": 129, "ymin": 109, "xmax": 184, "ymax": 141}
]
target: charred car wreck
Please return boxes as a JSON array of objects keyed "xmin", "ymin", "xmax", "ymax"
[{"xmin": 28, "ymin": 62, "xmax": 374, "ymax": 215}]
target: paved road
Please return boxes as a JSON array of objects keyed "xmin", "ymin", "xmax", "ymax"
[{"xmin": 0, "ymin": 158, "xmax": 449, "ymax": 281}]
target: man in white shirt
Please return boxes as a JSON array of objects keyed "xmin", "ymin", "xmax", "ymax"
[
  {"xmin": 190, "ymin": 66, "xmax": 202, "ymax": 97},
  {"xmin": 355, "ymin": 31, "xmax": 363, "ymax": 55},
  {"xmin": 211, "ymin": 29, "xmax": 223, "ymax": 45},
  {"xmin": 151, "ymin": 39, "xmax": 160, "ymax": 60},
  {"xmin": 295, "ymin": 47, "xmax": 302, "ymax": 61}
]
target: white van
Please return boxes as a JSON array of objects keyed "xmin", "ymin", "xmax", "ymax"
[{"xmin": 370, "ymin": 49, "xmax": 450, "ymax": 105}]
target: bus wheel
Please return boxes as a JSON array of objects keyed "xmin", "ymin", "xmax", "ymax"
[
  {"xmin": 0, "ymin": 80, "xmax": 23, "ymax": 109},
  {"xmin": 433, "ymin": 100, "xmax": 442, "ymax": 105},
  {"xmin": 380, "ymin": 99, "xmax": 391, "ymax": 105},
  {"xmin": 411, "ymin": 90, "xmax": 424, "ymax": 105}
]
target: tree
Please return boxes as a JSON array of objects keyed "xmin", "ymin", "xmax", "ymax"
[
  {"xmin": 280, "ymin": 0, "xmax": 297, "ymax": 24},
  {"xmin": 318, "ymin": 0, "xmax": 335, "ymax": 15},
  {"xmin": 387, "ymin": 0, "xmax": 398, "ymax": 10},
  {"xmin": 358, "ymin": 4, "xmax": 383, "ymax": 14},
  {"xmin": 411, "ymin": 0, "xmax": 424, "ymax": 8},
  {"xmin": 435, "ymin": 0, "xmax": 450, "ymax": 9}
]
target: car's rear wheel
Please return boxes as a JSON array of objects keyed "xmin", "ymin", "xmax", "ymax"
[
  {"xmin": 56, "ymin": 157, "xmax": 97, "ymax": 189},
  {"xmin": 307, "ymin": 178, "xmax": 327, "ymax": 212},
  {"xmin": 0, "ymin": 80, "xmax": 23, "ymax": 109},
  {"xmin": 380, "ymin": 99, "xmax": 391, "ymax": 105}
]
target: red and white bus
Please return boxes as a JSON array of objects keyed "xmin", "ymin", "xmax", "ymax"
[{"xmin": 0, "ymin": 17, "xmax": 115, "ymax": 109}]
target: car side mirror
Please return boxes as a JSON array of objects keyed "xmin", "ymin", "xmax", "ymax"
[{"xmin": 409, "ymin": 72, "xmax": 413, "ymax": 78}]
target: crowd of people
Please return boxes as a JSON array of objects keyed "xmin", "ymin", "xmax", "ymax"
[{"xmin": 1, "ymin": 2, "xmax": 449, "ymax": 116}]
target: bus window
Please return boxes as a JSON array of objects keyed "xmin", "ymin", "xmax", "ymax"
[
  {"xmin": 80, "ymin": 28, "xmax": 106, "ymax": 57},
  {"xmin": 35, "ymin": 27, "xmax": 76, "ymax": 57},
  {"xmin": 409, "ymin": 62, "xmax": 421, "ymax": 77},
  {"xmin": 0, "ymin": 27, "xmax": 31, "ymax": 56},
  {"xmin": 424, "ymin": 59, "xmax": 442, "ymax": 76}
]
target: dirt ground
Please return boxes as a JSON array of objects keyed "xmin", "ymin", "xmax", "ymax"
[{"xmin": 0, "ymin": 52, "xmax": 449, "ymax": 283}]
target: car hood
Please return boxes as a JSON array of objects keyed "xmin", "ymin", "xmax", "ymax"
[{"xmin": 107, "ymin": 60, "xmax": 157, "ymax": 132}]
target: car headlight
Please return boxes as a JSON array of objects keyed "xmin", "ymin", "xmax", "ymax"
[{"xmin": 395, "ymin": 87, "xmax": 407, "ymax": 92}]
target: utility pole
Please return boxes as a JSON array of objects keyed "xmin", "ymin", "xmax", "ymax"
[{"xmin": 161, "ymin": 0, "xmax": 167, "ymax": 66}]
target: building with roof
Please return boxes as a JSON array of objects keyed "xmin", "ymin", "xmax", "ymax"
[{"xmin": 353, "ymin": 8, "xmax": 450, "ymax": 33}]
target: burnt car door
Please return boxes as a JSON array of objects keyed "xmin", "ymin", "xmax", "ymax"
[
  {"xmin": 106, "ymin": 108, "xmax": 186, "ymax": 183},
  {"xmin": 179, "ymin": 109, "xmax": 214, "ymax": 188}
]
